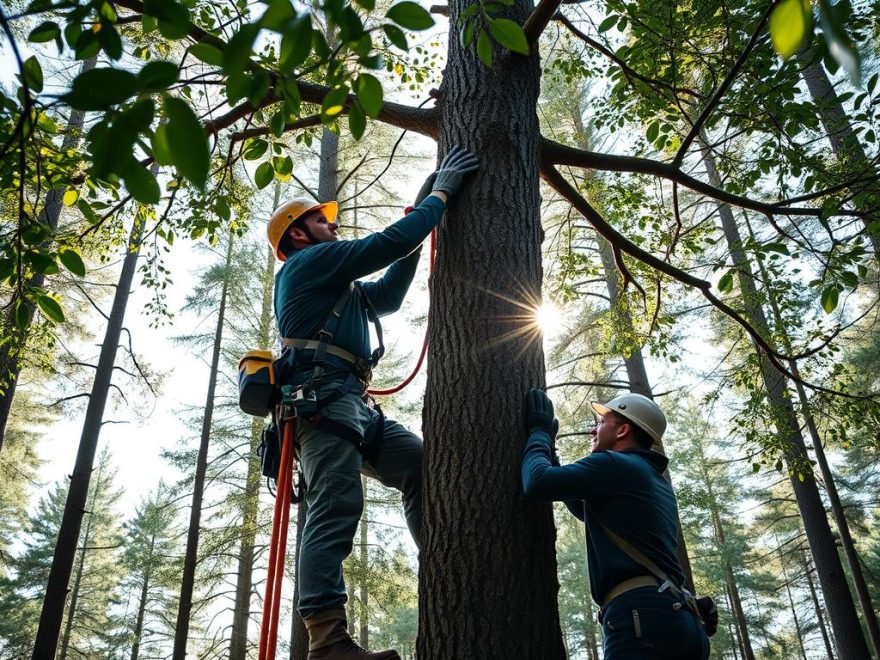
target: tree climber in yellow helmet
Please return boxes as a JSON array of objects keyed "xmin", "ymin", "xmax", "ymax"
[{"xmin": 267, "ymin": 148, "xmax": 479, "ymax": 660}]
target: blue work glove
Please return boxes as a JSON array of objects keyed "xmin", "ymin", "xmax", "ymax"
[
  {"xmin": 432, "ymin": 147, "xmax": 480, "ymax": 197},
  {"xmin": 414, "ymin": 171, "xmax": 437, "ymax": 206},
  {"xmin": 525, "ymin": 388, "xmax": 555, "ymax": 437}
]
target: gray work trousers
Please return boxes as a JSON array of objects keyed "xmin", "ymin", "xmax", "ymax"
[{"xmin": 296, "ymin": 405, "xmax": 422, "ymax": 619}]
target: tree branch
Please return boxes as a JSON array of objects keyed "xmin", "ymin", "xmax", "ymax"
[{"xmin": 524, "ymin": 0, "xmax": 562, "ymax": 45}]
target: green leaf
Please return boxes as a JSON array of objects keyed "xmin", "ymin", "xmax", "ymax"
[
  {"xmin": 29, "ymin": 21, "xmax": 60, "ymax": 43},
  {"xmin": 356, "ymin": 0, "xmax": 376, "ymax": 9},
  {"xmin": 77, "ymin": 199, "xmax": 97, "ymax": 224},
  {"xmin": 261, "ymin": 0, "xmax": 296, "ymax": 31},
  {"xmin": 138, "ymin": 61, "xmax": 179, "ymax": 91},
  {"xmin": 477, "ymin": 29, "xmax": 493, "ymax": 67},
  {"xmin": 646, "ymin": 121, "xmax": 659, "ymax": 143},
  {"xmin": 243, "ymin": 139, "xmax": 269, "ymax": 160},
  {"xmin": 386, "ymin": 2, "xmax": 434, "ymax": 30},
  {"xmin": 817, "ymin": 0, "xmax": 860, "ymax": 86},
  {"xmin": 752, "ymin": 463, "xmax": 761, "ymax": 474},
  {"xmin": 458, "ymin": 4, "xmax": 479, "ymax": 23},
  {"xmin": 273, "ymin": 155, "xmax": 293, "ymax": 176},
  {"xmin": 255, "ymin": 161, "xmax": 274, "ymax": 189},
  {"xmin": 164, "ymin": 98, "xmax": 209, "ymax": 189},
  {"xmin": 14, "ymin": 300, "xmax": 29, "ymax": 329},
  {"xmin": 763, "ymin": 242, "xmax": 789, "ymax": 255},
  {"xmin": 769, "ymin": 0, "xmax": 812, "ymax": 59},
  {"xmin": 123, "ymin": 162, "xmax": 161, "ymax": 204},
  {"xmin": 598, "ymin": 15, "xmax": 618, "ymax": 33},
  {"xmin": 349, "ymin": 101, "xmax": 366, "ymax": 139},
  {"xmin": 279, "ymin": 15, "xmax": 313, "ymax": 70},
  {"xmin": 66, "ymin": 68, "xmax": 138, "ymax": 110},
  {"xmin": 460, "ymin": 21, "xmax": 476, "ymax": 49},
  {"xmin": 355, "ymin": 74, "xmax": 383, "ymax": 118},
  {"xmin": 718, "ymin": 271, "xmax": 734, "ymax": 293},
  {"xmin": 58, "ymin": 249, "xmax": 86, "ymax": 276},
  {"xmin": 821, "ymin": 286, "xmax": 839, "ymax": 313},
  {"xmin": 321, "ymin": 86, "xmax": 349, "ymax": 121},
  {"xmin": 143, "ymin": 0, "xmax": 190, "ymax": 39},
  {"xmin": 27, "ymin": 252, "xmax": 58, "ymax": 275},
  {"xmin": 383, "ymin": 24, "xmax": 408, "ymax": 50},
  {"xmin": 223, "ymin": 23, "xmax": 259, "ymax": 75},
  {"xmin": 190, "ymin": 42, "xmax": 223, "ymax": 65},
  {"xmin": 151, "ymin": 123, "xmax": 173, "ymax": 165},
  {"xmin": 270, "ymin": 110, "xmax": 286, "ymax": 137},
  {"xmin": 840, "ymin": 270, "xmax": 858, "ymax": 287},
  {"xmin": 37, "ymin": 295, "xmax": 64, "ymax": 323},
  {"xmin": 22, "ymin": 56, "xmax": 43, "ymax": 94},
  {"xmin": 488, "ymin": 18, "xmax": 529, "ymax": 55}
]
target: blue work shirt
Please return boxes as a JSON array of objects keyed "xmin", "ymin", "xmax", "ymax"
[
  {"xmin": 522, "ymin": 430, "xmax": 684, "ymax": 606},
  {"xmin": 273, "ymin": 195, "xmax": 445, "ymax": 358}
]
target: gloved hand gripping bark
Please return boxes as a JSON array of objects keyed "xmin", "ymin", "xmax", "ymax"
[
  {"xmin": 525, "ymin": 388, "xmax": 556, "ymax": 437},
  {"xmin": 431, "ymin": 147, "xmax": 480, "ymax": 197}
]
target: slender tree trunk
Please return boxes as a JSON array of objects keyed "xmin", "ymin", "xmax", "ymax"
[
  {"xmin": 58, "ymin": 495, "xmax": 95, "ymax": 660},
  {"xmin": 700, "ymin": 140, "xmax": 871, "ymax": 659},
  {"xmin": 31, "ymin": 215, "xmax": 144, "ymax": 659},
  {"xmin": 359, "ymin": 477, "xmax": 368, "ymax": 648},
  {"xmin": 290, "ymin": 500, "xmax": 309, "ymax": 660},
  {"xmin": 726, "ymin": 587, "xmax": 745, "ymax": 660},
  {"xmin": 172, "ymin": 233, "xmax": 235, "ymax": 659},
  {"xmin": 777, "ymin": 536, "xmax": 809, "ymax": 660},
  {"xmin": 697, "ymin": 438, "xmax": 755, "ymax": 660},
  {"xmin": 419, "ymin": 1, "xmax": 564, "ymax": 655},
  {"xmin": 797, "ymin": 55, "xmax": 879, "ymax": 251},
  {"xmin": 130, "ymin": 536, "xmax": 154, "ymax": 660},
  {"xmin": 803, "ymin": 549, "xmax": 836, "ymax": 659},
  {"xmin": 747, "ymin": 217, "xmax": 880, "ymax": 658},
  {"xmin": 583, "ymin": 596, "xmax": 599, "ymax": 660},
  {"xmin": 0, "ymin": 56, "xmax": 98, "ymax": 453}
]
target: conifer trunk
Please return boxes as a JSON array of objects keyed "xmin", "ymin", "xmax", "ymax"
[
  {"xmin": 802, "ymin": 549, "xmax": 836, "ymax": 659},
  {"xmin": 418, "ymin": 1, "xmax": 564, "ymax": 655},
  {"xmin": 129, "ymin": 535, "xmax": 154, "ymax": 660},
  {"xmin": 172, "ymin": 233, "xmax": 235, "ymax": 659},
  {"xmin": 700, "ymin": 142, "xmax": 870, "ymax": 659},
  {"xmin": 31, "ymin": 215, "xmax": 144, "ymax": 659}
]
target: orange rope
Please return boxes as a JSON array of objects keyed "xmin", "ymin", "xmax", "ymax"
[{"xmin": 368, "ymin": 228, "xmax": 435, "ymax": 397}]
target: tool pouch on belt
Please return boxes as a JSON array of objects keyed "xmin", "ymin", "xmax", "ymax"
[
  {"xmin": 258, "ymin": 418, "xmax": 305, "ymax": 503},
  {"xmin": 238, "ymin": 350, "xmax": 279, "ymax": 417}
]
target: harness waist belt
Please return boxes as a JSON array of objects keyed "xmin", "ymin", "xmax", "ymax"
[
  {"xmin": 281, "ymin": 338, "xmax": 370, "ymax": 370},
  {"xmin": 602, "ymin": 575, "xmax": 661, "ymax": 608}
]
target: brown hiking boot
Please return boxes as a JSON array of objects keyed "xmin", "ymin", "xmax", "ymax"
[
  {"xmin": 305, "ymin": 608, "xmax": 400, "ymax": 660},
  {"xmin": 307, "ymin": 637, "xmax": 401, "ymax": 660}
]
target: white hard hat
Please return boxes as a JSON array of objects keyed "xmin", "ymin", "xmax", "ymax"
[{"xmin": 591, "ymin": 393, "xmax": 666, "ymax": 444}]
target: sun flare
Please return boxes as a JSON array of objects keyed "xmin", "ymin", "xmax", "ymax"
[{"xmin": 534, "ymin": 302, "xmax": 563, "ymax": 338}]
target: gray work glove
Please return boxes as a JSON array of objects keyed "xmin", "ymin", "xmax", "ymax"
[
  {"xmin": 431, "ymin": 147, "xmax": 480, "ymax": 197},
  {"xmin": 525, "ymin": 388, "xmax": 555, "ymax": 437},
  {"xmin": 414, "ymin": 172, "xmax": 437, "ymax": 206}
]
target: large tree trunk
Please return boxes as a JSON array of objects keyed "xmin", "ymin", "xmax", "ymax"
[
  {"xmin": 700, "ymin": 142, "xmax": 871, "ymax": 659},
  {"xmin": 0, "ymin": 56, "xmax": 97, "ymax": 453},
  {"xmin": 172, "ymin": 234, "xmax": 235, "ymax": 659},
  {"xmin": 418, "ymin": 1, "xmax": 564, "ymax": 656},
  {"xmin": 31, "ymin": 215, "xmax": 144, "ymax": 659}
]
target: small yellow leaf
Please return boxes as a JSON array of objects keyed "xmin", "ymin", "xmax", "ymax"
[
  {"xmin": 769, "ymin": 0, "xmax": 812, "ymax": 58},
  {"xmin": 63, "ymin": 190, "xmax": 78, "ymax": 206}
]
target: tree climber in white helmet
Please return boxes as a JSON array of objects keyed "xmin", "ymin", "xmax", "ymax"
[
  {"xmin": 266, "ymin": 148, "xmax": 479, "ymax": 660},
  {"xmin": 521, "ymin": 390, "xmax": 712, "ymax": 660}
]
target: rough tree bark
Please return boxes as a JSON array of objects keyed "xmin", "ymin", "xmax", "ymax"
[
  {"xmin": 172, "ymin": 233, "xmax": 235, "ymax": 659},
  {"xmin": 418, "ymin": 0, "xmax": 565, "ymax": 655},
  {"xmin": 0, "ymin": 55, "xmax": 97, "ymax": 452},
  {"xmin": 31, "ymin": 215, "xmax": 144, "ymax": 659},
  {"xmin": 700, "ymin": 142, "xmax": 871, "ymax": 658}
]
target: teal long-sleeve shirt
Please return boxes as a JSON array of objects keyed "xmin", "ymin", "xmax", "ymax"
[
  {"xmin": 273, "ymin": 195, "xmax": 445, "ymax": 359},
  {"xmin": 521, "ymin": 430, "xmax": 684, "ymax": 606}
]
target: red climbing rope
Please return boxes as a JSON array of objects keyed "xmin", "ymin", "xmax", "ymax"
[
  {"xmin": 258, "ymin": 419, "xmax": 295, "ymax": 660},
  {"xmin": 368, "ymin": 227, "xmax": 435, "ymax": 397}
]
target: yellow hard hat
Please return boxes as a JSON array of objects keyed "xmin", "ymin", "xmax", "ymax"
[{"xmin": 267, "ymin": 197, "xmax": 339, "ymax": 261}]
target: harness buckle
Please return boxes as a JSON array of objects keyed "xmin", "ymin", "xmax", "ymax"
[{"xmin": 318, "ymin": 329, "xmax": 334, "ymax": 343}]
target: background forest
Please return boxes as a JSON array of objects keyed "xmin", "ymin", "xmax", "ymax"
[{"xmin": 1, "ymin": 0, "xmax": 879, "ymax": 657}]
